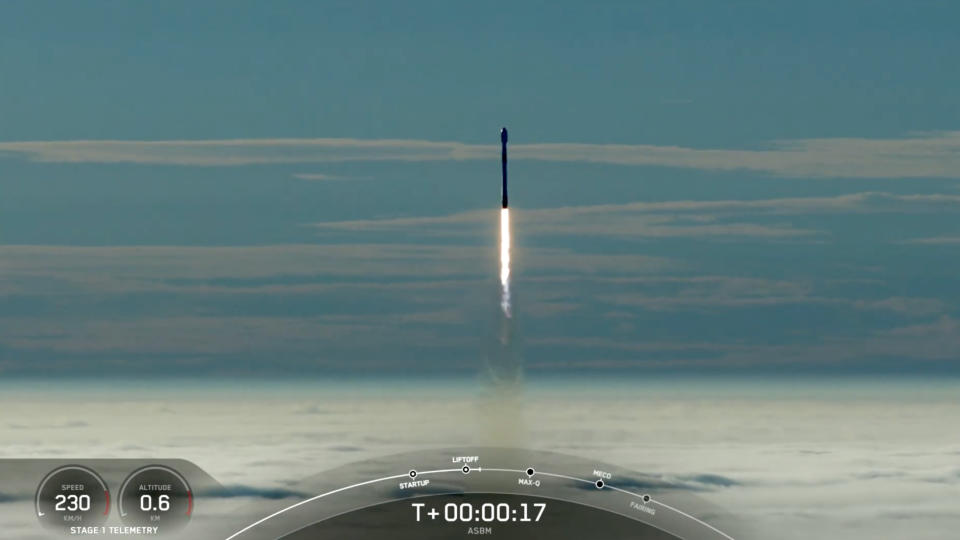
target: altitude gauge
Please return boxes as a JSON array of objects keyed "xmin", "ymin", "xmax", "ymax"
[
  {"xmin": 36, "ymin": 465, "xmax": 110, "ymax": 533},
  {"xmin": 118, "ymin": 465, "xmax": 193, "ymax": 534}
]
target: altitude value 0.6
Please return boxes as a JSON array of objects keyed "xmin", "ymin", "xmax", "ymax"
[{"xmin": 412, "ymin": 502, "xmax": 546, "ymax": 523}]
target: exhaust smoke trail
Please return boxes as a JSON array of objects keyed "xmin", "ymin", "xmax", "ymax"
[
  {"xmin": 480, "ymin": 207, "xmax": 524, "ymax": 445},
  {"xmin": 500, "ymin": 208, "xmax": 511, "ymax": 318}
]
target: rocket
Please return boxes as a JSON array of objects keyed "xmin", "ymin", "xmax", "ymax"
[{"xmin": 501, "ymin": 127, "xmax": 509, "ymax": 208}]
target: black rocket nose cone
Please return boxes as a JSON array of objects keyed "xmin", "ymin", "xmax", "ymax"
[{"xmin": 501, "ymin": 127, "xmax": 508, "ymax": 143}]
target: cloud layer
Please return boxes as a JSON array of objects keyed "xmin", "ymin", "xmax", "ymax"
[
  {"xmin": 2, "ymin": 381, "xmax": 960, "ymax": 540},
  {"xmin": 4, "ymin": 131, "xmax": 960, "ymax": 177},
  {"xmin": 312, "ymin": 191, "xmax": 960, "ymax": 239}
]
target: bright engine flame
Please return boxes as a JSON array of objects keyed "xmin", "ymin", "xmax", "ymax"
[{"xmin": 499, "ymin": 208, "xmax": 511, "ymax": 318}]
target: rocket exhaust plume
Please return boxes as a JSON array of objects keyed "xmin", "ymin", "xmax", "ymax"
[{"xmin": 500, "ymin": 207, "xmax": 511, "ymax": 318}]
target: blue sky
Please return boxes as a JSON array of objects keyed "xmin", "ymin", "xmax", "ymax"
[
  {"xmin": 2, "ymin": 2, "xmax": 960, "ymax": 376},
  {"xmin": 3, "ymin": 1, "xmax": 959, "ymax": 143}
]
